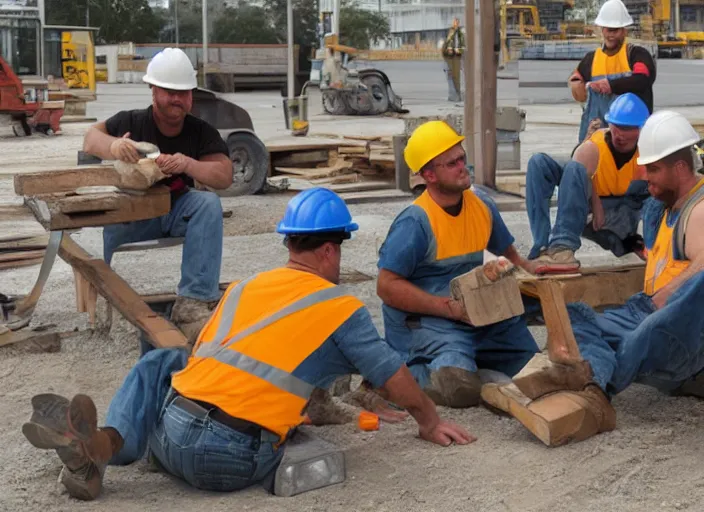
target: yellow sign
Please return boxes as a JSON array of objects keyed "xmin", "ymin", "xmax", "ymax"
[{"xmin": 61, "ymin": 31, "xmax": 96, "ymax": 92}]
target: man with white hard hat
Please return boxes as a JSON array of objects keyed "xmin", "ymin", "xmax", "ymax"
[
  {"xmin": 486, "ymin": 111, "xmax": 704, "ymax": 445},
  {"xmin": 83, "ymin": 48, "xmax": 232, "ymax": 343},
  {"xmin": 568, "ymin": 0, "xmax": 656, "ymax": 143}
]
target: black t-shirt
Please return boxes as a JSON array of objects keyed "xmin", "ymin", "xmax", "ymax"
[
  {"xmin": 105, "ymin": 106, "xmax": 229, "ymax": 193},
  {"xmin": 576, "ymin": 44, "xmax": 656, "ymax": 114}
]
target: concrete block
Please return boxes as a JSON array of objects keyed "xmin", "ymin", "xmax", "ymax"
[{"xmin": 274, "ymin": 429, "xmax": 345, "ymax": 497}]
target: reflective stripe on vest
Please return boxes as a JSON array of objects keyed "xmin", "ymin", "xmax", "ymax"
[{"xmin": 195, "ymin": 283, "xmax": 350, "ymax": 399}]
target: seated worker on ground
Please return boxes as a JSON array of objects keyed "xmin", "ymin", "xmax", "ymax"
[
  {"xmin": 20, "ymin": 188, "xmax": 474, "ymax": 502},
  {"xmin": 568, "ymin": 0, "xmax": 656, "ymax": 144},
  {"xmin": 525, "ymin": 93, "xmax": 651, "ymax": 274},
  {"xmin": 501, "ymin": 111, "xmax": 704, "ymax": 442},
  {"xmin": 374, "ymin": 120, "xmax": 540, "ymax": 408},
  {"xmin": 82, "ymin": 48, "xmax": 232, "ymax": 343}
]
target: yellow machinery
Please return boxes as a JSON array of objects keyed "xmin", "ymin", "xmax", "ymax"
[{"xmin": 60, "ymin": 31, "xmax": 96, "ymax": 91}]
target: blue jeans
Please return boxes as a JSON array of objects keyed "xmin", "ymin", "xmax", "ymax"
[
  {"xmin": 405, "ymin": 314, "xmax": 539, "ymax": 387},
  {"xmin": 105, "ymin": 349, "xmax": 283, "ymax": 492},
  {"xmin": 526, "ymin": 153, "xmax": 641, "ymax": 259},
  {"xmin": 102, "ymin": 189, "xmax": 223, "ymax": 302},
  {"xmin": 579, "ymin": 89, "xmax": 615, "ymax": 143},
  {"xmin": 569, "ymin": 271, "xmax": 704, "ymax": 397}
]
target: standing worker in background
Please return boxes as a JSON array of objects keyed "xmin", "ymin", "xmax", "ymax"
[
  {"xmin": 442, "ymin": 18, "xmax": 465, "ymax": 102},
  {"xmin": 20, "ymin": 188, "xmax": 473, "ymax": 502},
  {"xmin": 568, "ymin": 0, "xmax": 656, "ymax": 143},
  {"xmin": 82, "ymin": 48, "xmax": 233, "ymax": 344},
  {"xmin": 375, "ymin": 121, "xmax": 540, "ymax": 408}
]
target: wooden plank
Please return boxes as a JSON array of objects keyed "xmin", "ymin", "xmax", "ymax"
[
  {"xmin": 0, "ymin": 257, "xmax": 44, "ymax": 270},
  {"xmin": 274, "ymin": 161, "xmax": 354, "ymax": 180},
  {"xmin": 0, "ymin": 234, "xmax": 49, "ymax": 251},
  {"xmin": 0, "ymin": 328, "xmax": 62, "ymax": 353},
  {"xmin": 338, "ymin": 146, "xmax": 368, "ymax": 155},
  {"xmin": 329, "ymin": 180, "xmax": 393, "ymax": 193},
  {"xmin": 26, "ymin": 186, "xmax": 171, "ymax": 230},
  {"xmin": 266, "ymin": 139, "xmax": 366, "ymax": 153},
  {"xmin": 14, "ymin": 165, "xmax": 119, "ymax": 195},
  {"xmin": 57, "ymin": 236, "xmax": 188, "ymax": 349},
  {"xmin": 535, "ymin": 279, "xmax": 581, "ymax": 365},
  {"xmin": 0, "ymin": 249, "xmax": 46, "ymax": 263},
  {"xmin": 343, "ymin": 135, "xmax": 381, "ymax": 142},
  {"xmin": 271, "ymin": 149, "xmax": 330, "ymax": 167},
  {"xmin": 338, "ymin": 189, "xmax": 413, "ymax": 205}
]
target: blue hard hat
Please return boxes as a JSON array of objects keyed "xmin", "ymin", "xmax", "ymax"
[
  {"xmin": 604, "ymin": 93, "xmax": 650, "ymax": 128},
  {"xmin": 276, "ymin": 187, "xmax": 359, "ymax": 235}
]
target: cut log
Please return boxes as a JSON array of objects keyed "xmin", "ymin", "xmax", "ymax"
[
  {"xmin": 26, "ymin": 186, "xmax": 171, "ymax": 231},
  {"xmin": 481, "ymin": 382, "xmax": 599, "ymax": 447},
  {"xmin": 58, "ymin": 236, "xmax": 188, "ymax": 349}
]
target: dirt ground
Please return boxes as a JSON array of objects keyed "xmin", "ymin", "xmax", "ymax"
[{"xmin": 2, "ymin": 88, "xmax": 704, "ymax": 512}]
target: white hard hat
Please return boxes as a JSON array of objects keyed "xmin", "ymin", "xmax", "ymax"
[
  {"xmin": 594, "ymin": 0, "xmax": 634, "ymax": 28},
  {"xmin": 637, "ymin": 111, "xmax": 702, "ymax": 165},
  {"xmin": 143, "ymin": 48, "xmax": 197, "ymax": 91}
]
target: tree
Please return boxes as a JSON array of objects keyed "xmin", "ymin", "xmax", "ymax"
[
  {"xmin": 45, "ymin": 0, "xmax": 163, "ymax": 44},
  {"xmin": 339, "ymin": 0, "xmax": 390, "ymax": 49},
  {"xmin": 263, "ymin": 0, "xmax": 319, "ymax": 48},
  {"xmin": 213, "ymin": 1, "xmax": 279, "ymax": 44}
]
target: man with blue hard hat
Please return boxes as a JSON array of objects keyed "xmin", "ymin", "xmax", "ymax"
[
  {"xmin": 525, "ymin": 92, "xmax": 651, "ymax": 274},
  {"xmin": 21, "ymin": 187, "xmax": 474, "ymax": 502}
]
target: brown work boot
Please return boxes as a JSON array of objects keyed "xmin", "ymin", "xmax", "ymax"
[
  {"xmin": 342, "ymin": 380, "xmax": 409, "ymax": 423},
  {"xmin": 481, "ymin": 382, "xmax": 616, "ymax": 446},
  {"xmin": 22, "ymin": 393, "xmax": 114, "ymax": 500},
  {"xmin": 304, "ymin": 388, "xmax": 356, "ymax": 425},
  {"xmin": 423, "ymin": 367, "xmax": 482, "ymax": 408},
  {"xmin": 170, "ymin": 296, "xmax": 219, "ymax": 348},
  {"xmin": 534, "ymin": 246, "xmax": 581, "ymax": 275},
  {"xmin": 513, "ymin": 357, "xmax": 594, "ymax": 400}
]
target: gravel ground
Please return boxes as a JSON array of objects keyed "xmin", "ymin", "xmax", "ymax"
[{"xmin": 1, "ymin": 85, "xmax": 702, "ymax": 512}]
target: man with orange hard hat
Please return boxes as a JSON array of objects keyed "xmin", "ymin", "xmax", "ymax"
[
  {"xmin": 20, "ymin": 187, "xmax": 474, "ymax": 502},
  {"xmin": 375, "ymin": 120, "xmax": 540, "ymax": 408}
]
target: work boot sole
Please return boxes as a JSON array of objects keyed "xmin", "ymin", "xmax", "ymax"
[{"xmin": 59, "ymin": 462, "xmax": 105, "ymax": 501}]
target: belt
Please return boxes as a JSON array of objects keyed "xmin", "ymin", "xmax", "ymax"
[{"xmin": 170, "ymin": 392, "xmax": 263, "ymax": 438}]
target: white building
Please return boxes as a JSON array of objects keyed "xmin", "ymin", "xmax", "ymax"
[{"xmin": 382, "ymin": 0, "xmax": 464, "ymax": 47}]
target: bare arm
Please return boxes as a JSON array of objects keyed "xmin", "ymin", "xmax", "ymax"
[
  {"xmin": 83, "ymin": 121, "xmax": 140, "ymax": 163},
  {"xmin": 377, "ymin": 268, "xmax": 462, "ymax": 321},
  {"xmin": 184, "ymin": 153, "xmax": 232, "ymax": 190},
  {"xmin": 652, "ymin": 201, "xmax": 704, "ymax": 308},
  {"xmin": 380, "ymin": 365, "xmax": 475, "ymax": 446}
]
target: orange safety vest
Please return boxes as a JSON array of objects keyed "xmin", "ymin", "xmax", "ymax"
[
  {"xmin": 591, "ymin": 41, "xmax": 631, "ymax": 81},
  {"xmin": 413, "ymin": 189, "xmax": 492, "ymax": 261},
  {"xmin": 171, "ymin": 267, "xmax": 364, "ymax": 442},
  {"xmin": 644, "ymin": 179, "xmax": 704, "ymax": 295},
  {"xmin": 589, "ymin": 129, "xmax": 642, "ymax": 197}
]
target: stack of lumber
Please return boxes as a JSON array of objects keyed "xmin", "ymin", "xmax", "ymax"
[
  {"xmin": 266, "ymin": 135, "xmax": 397, "ymax": 194},
  {"xmin": 495, "ymin": 169, "xmax": 528, "ymax": 197},
  {"xmin": 0, "ymin": 234, "xmax": 48, "ymax": 271}
]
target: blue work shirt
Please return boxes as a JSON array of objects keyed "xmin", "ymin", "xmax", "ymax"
[
  {"xmin": 293, "ymin": 306, "xmax": 405, "ymax": 390},
  {"xmin": 377, "ymin": 188, "xmax": 515, "ymax": 355}
]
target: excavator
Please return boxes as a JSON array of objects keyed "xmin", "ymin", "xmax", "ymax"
[{"xmin": 319, "ymin": 35, "xmax": 408, "ymax": 116}]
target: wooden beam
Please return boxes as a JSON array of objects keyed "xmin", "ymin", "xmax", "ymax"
[
  {"xmin": 478, "ymin": 0, "xmax": 497, "ymax": 188},
  {"xmin": 26, "ymin": 186, "xmax": 171, "ymax": 231},
  {"xmin": 58, "ymin": 236, "xmax": 188, "ymax": 349},
  {"xmin": 14, "ymin": 165, "xmax": 119, "ymax": 195},
  {"xmin": 463, "ymin": 0, "xmax": 476, "ymax": 168}
]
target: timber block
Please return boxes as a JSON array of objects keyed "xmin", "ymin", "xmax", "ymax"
[
  {"xmin": 450, "ymin": 262, "xmax": 524, "ymax": 327},
  {"xmin": 481, "ymin": 382, "xmax": 607, "ymax": 447},
  {"xmin": 26, "ymin": 186, "xmax": 171, "ymax": 230},
  {"xmin": 274, "ymin": 429, "xmax": 345, "ymax": 497}
]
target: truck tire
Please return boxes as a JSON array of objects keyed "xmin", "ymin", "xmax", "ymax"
[
  {"xmin": 361, "ymin": 75, "xmax": 390, "ymax": 115},
  {"xmin": 216, "ymin": 131, "xmax": 270, "ymax": 197}
]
